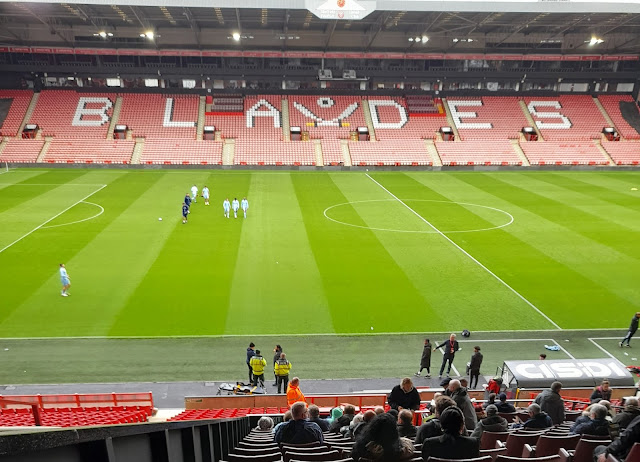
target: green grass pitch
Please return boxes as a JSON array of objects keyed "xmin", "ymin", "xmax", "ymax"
[{"xmin": 0, "ymin": 168, "xmax": 639, "ymax": 383}]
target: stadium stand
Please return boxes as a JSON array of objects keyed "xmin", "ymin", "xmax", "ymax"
[
  {"xmin": 43, "ymin": 139, "xmax": 135, "ymax": 164},
  {"xmin": 0, "ymin": 139, "xmax": 44, "ymax": 162},
  {"xmin": 28, "ymin": 90, "xmax": 116, "ymax": 138},
  {"xmin": 447, "ymin": 97, "xmax": 531, "ymax": 141},
  {"xmin": 321, "ymin": 139, "xmax": 345, "ymax": 165},
  {"xmin": 601, "ymin": 141, "xmax": 640, "ymax": 165},
  {"xmin": 598, "ymin": 95, "xmax": 640, "ymax": 140},
  {"xmin": 349, "ymin": 139, "xmax": 432, "ymax": 165},
  {"xmin": 0, "ymin": 406, "xmax": 151, "ymax": 427},
  {"xmin": 519, "ymin": 140, "xmax": 609, "ymax": 165},
  {"xmin": 234, "ymin": 140, "xmax": 315, "ymax": 165},
  {"xmin": 288, "ymin": 96, "xmax": 367, "ymax": 140},
  {"xmin": 118, "ymin": 93, "xmax": 198, "ymax": 139},
  {"xmin": 207, "ymin": 95, "xmax": 284, "ymax": 141},
  {"xmin": 140, "ymin": 139, "xmax": 223, "ymax": 165},
  {"xmin": 367, "ymin": 96, "xmax": 445, "ymax": 140},
  {"xmin": 524, "ymin": 96, "xmax": 609, "ymax": 141},
  {"xmin": 0, "ymin": 90, "xmax": 33, "ymax": 137},
  {"xmin": 435, "ymin": 140, "xmax": 522, "ymax": 165}
]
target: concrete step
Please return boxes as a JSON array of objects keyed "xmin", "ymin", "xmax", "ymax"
[
  {"xmin": 197, "ymin": 96, "xmax": 206, "ymax": 140},
  {"xmin": 313, "ymin": 139, "xmax": 323, "ymax": 166},
  {"xmin": 340, "ymin": 139, "xmax": 352, "ymax": 166},
  {"xmin": 361, "ymin": 99, "xmax": 377, "ymax": 142},
  {"xmin": 593, "ymin": 97, "xmax": 620, "ymax": 139},
  {"xmin": 36, "ymin": 136, "xmax": 53, "ymax": 163},
  {"xmin": 18, "ymin": 92, "xmax": 40, "ymax": 139},
  {"xmin": 106, "ymin": 96, "xmax": 123, "ymax": 140},
  {"xmin": 130, "ymin": 138, "xmax": 145, "ymax": 165},
  {"xmin": 510, "ymin": 139, "xmax": 531, "ymax": 166},
  {"xmin": 593, "ymin": 139, "xmax": 616, "ymax": 166},
  {"xmin": 222, "ymin": 139, "xmax": 235, "ymax": 166},
  {"xmin": 425, "ymin": 139, "xmax": 442, "ymax": 166},
  {"xmin": 281, "ymin": 98, "xmax": 291, "ymax": 142}
]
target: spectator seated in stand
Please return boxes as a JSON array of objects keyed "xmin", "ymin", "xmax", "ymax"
[
  {"xmin": 307, "ymin": 404, "xmax": 329, "ymax": 432},
  {"xmin": 570, "ymin": 403, "xmax": 610, "ymax": 436},
  {"xmin": 594, "ymin": 415, "xmax": 640, "ymax": 462},
  {"xmin": 470, "ymin": 404, "xmax": 508, "ymax": 440},
  {"xmin": 520, "ymin": 403, "xmax": 553, "ymax": 430},
  {"xmin": 496, "ymin": 393, "xmax": 516, "ymax": 413},
  {"xmin": 421, "ymin": 406, "xmax": 480, "ymax": 460},
  {"xmin": 351, "ymin": 412, "xmax": 415, "ymax": 461},
  {"xmin": 484, "ymin": 393, "xmax": 497, "ymax": 410},
  {"xmin": 591, "ymin": 380, "xmax": 613, "ymax": 404},
  {"xmin": 352, "ymin": 410, "xmax": 376, "ymax": 440},
  {"xmin": 255, "ymin": 416, "xmax": 274, "ymax": 432},
  {"xmin": 329, "ymin": 404, "xmax": 356, "ymax": 434},
  {"xmin": 613, "ymin": 398, "xmax": 640, "ymax": 431},
  {"xmin": 274, "ymin": 401, "xmax": 323, "ymax": 445},
  {"xmin": 534, "ymin": 381, "xmax": 565, "ymax": 425},
  {"xmin": 416, "ymin": 395, "xmax": 457, "ymax": 445},
  {"xmin": 397, "ymin": 409, "xmax": 417, "ymax": 439},
  {"xmin": 272, "ymin": 410, "xmax": 292, "ymax": 436}
]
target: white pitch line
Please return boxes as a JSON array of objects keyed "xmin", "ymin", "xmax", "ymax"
[
  {"xmin": 40, "ymin": 201, "xmax": 104, "ymax": 229},
  {"xmin": 365, "ymin": 173, "xmax": 562, "ymax": 330},
  {"xmin": 0, "ymin": 183, "xmax": 107, "ymax": 186},
  {"xmin": 588, "ymin": 338, "xmax": 618, "ymax": 360},
  {"xmin": 0, "ymin": 184, "xmax": 107, "ymax": 254},
  {"xmin": 551, "ymin": 339, "xmax": 575, "ymax": 359}
]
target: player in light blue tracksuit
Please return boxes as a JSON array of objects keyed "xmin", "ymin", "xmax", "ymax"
[
  {"xmin": 241, "ymin": 197, "xmax": 249, "ymax": 218},
  {"xmin": 202, "ymin": 186, "xmax": 210, "ymax": 206},
  {"xmin": 232, "ymin": 198, "xmax": 240, "ymax": 218},
  {"xmin": 59, "ymin": 263, "xmax": 70, "ymax": 296},
  {"xmin": 223, "ymin": 198, "xmax": 231, "ymax": 218}
]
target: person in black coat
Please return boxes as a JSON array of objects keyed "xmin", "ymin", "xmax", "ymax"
[
  {"xmin": 271, "ymin": 344, "xmax": 282, "ymax": 386},
  {"xmin": 435, "ymin": 333, "xmax": 460, "ymax": 378},
  {"xmin": 594, "ymin": 415, "xmax": 640, "ymax": 462},
  {"xmin": 388, "ymin": 378, "xmax": 421, "ymax": 411},
  {"xmin": 570, "ymin": 404, "xmax": 610, "ymax": 436},
  {"xmin": 620, "ymin": 312, "xmax": 640, "ymax": 347},
  {"xmin": 415, "ymin": 338, "xmax": 432, "ymax": 378},
  {"xmin": 468, "ymin": 346, "xmax": 483, "ymax": 389},
  {"xmin": 613, "ymin": 398, "xmax": 640, "ymax": 431},
  {"xmin": 421, "ymin": 406, "xmax": 480, "ymax": 460},
  {"xmin": 590, "ymin": 380, "xmax": 612, "ymax": 403}
]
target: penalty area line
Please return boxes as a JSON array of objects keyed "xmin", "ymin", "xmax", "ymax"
[
  {"xmin": 0, "ymin": 184, "xmax": 107, "ymax": 254},
  {"xmin": 588, "ymin": 338, "xmax": 618, "ymax": 360},
  {"xmin": 365, "ymin": 173, "xmax": 561, "ymax": 331}
]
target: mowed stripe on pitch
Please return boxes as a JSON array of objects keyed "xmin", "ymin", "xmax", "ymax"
[
  {"xmin": 361, "ymin": 172, "xmax": 555, "ymax": 331},
  {"xmin": 441, "ymin": 172, "xmax": 640, "ymax": 328},
  {"xmin": 0, "ymin": 172, "xmax": 186, "ymax": 337},
  {"xmin": 109, "ymin": 172, "xmax": 250, "ymax": 336},
  {"xmin": 291, "ymin": 173, "xmax": 432, "ymax": 334},
  {"xmin": 225, "ymin": 173, "xmax": 334, "ymax": 335}
]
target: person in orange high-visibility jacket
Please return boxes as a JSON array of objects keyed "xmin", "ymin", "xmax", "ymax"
[{"xmin": 287, "ymin": 377, "xmax": 306, "ymax": 407}]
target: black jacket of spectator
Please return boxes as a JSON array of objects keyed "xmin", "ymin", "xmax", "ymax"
[
  {"xmin": 595, "ymin": 415, "xmax": 640, "ymax": 461},
  {"xmin": 613, "ymin": 408, "xmax": 640, "ymax": 430},
  {"xmin": 470, "ymin": 415, "xmax": 508, "ymax": 439},
  {"xmin": 523, "ymin": 411, "xmax": 553, "ymax": 429},
  {"xmin": 421, "ymin": 342, "xmax": 432, "ymax": 368},
  {"xmin": 534, "ymin": 389, "xmax": 565, "ymax": 425},
  {"xmin": 570, "ymin": 417, "xmax": 609, "ymax": 436},
  {"xmin": 415, "ymin": 418, "xmax": 443, "ymax": 445},
  {"xmin": 397, "ymin": 423, "xmax": 417, "ymax": 439},
  {"xmin": 275, "ymin": 419, "xmax": 323, "ymax": 444},
  {"xmin": 309, "ymin": 417, "xmax": 330, "ymax": 432},
  {"xmin": 495, "ymin": 401, "xmax": 516, "ymax": 413},
  {"xmin": 388, "ymin": 385, "xmax": 421, "ymax": 411},
  {"xmin": 329, "ymin": 413, "xmax": 354, "ymax": 433},
  {"xmin": 590, "ymin": 386, "xmax": 613, "ymax": 403},
  {"xmin": 421, "ymin": 433, "xmax": 480, "ymax": 460}
]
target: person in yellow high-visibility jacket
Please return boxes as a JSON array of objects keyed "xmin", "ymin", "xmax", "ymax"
[
  {"xmin": 249, "ymin": 350, "xmax": 267, "ymax": 387},
  {"xmin": 274, "ymin": 353, "xmax": 292, "ymax": 394},
  {"xmin": 287, "ymin": 377, "xmax": 306, "ymax": 407}
]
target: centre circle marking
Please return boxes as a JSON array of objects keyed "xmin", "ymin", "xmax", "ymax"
[{"xmin": 323, "ymin": 199, "xmax": 514, "ymax": 234}]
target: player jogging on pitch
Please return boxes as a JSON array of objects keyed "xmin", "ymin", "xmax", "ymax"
[
  {"xmin": 59, "ymin": 263, "xmax": 70, "ymax": 296},
  {"xmin": 223, "ymin": 198, "xmax": 231, "ymax": 218},
  {"xmin": 202, "ymin": 185, "xmax": 210, "ymax": 206},
  {"xmin": 182, "ymin": 202, "xmax": 189, "ymax": 224},
  {"xmin": 232, "ymin": 198, "xmax": 240, "ymax": 218},
  {"xmin": 191, "ymin": 184, "xmax": 198, "ymax": 203},
  {"xmin": 184, "ymin": 192, "xmax": 192, "ymax": 212},
  {"xmin": 241, "ymin": 197, "xmax": 249, "ymax": 218}
]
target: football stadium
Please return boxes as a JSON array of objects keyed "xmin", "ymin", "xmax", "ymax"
[{"xmin": 0, "ymin": 0, "xmax": 640, "ymax": 460}]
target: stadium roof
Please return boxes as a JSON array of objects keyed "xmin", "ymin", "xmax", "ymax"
[{"xmin": 0, "ymin": 1, "xmax": 639, "ymax": 54}]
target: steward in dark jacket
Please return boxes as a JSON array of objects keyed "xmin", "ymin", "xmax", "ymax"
[{"xmin": 613, "ymin": 399, "xmax": 640, "ymax": 430}]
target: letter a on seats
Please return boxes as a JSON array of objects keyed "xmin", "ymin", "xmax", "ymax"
[
  {"xmin": 246, "ymin": 99, "xmax": 281, "ymax": 128},
  {"xmin": 72, "ymin": 97, "xmax": 113, "ymax": 127}
]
